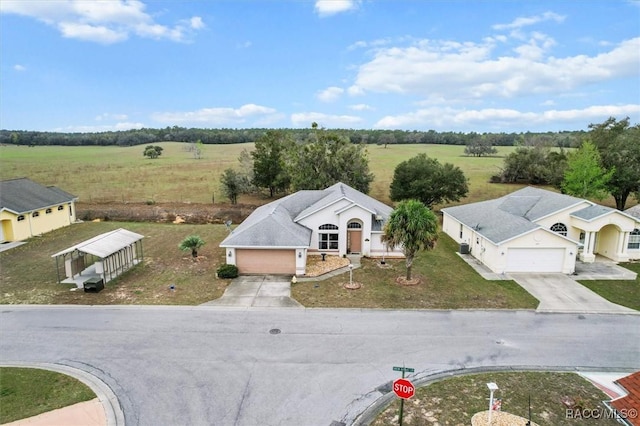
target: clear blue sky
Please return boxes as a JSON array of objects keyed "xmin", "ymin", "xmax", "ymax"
[{"xmin": 1, "ymin": 0, "xmax": 639, "ymax": 133}]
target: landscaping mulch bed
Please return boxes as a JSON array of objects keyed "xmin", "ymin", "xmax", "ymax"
[{"xmin": 304, "ymin": 255, "xmax": 350, "ymax": 277}]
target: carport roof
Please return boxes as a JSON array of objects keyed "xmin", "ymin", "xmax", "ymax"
[{"xmin": 51, "ymin": 228, "xmax": 144, "ymax": 258}]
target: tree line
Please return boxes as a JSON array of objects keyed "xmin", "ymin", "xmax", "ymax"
[
  {"xmin": 1, "ymin": 126, "xmax": 585, "ymax": 148},
  {"xmin": 493, "ymin": 117, "xmax": 639, "ymax": 210}
]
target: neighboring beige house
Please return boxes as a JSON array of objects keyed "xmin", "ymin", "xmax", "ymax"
[
  {"xmin": 220, "ymin": 182, "xmax": 403, "ymax": 275},
  {"xmin": 0, "ymin": 178, "xmax": 78, "ymax": 242},
  {"xmin": 442, "ymin": 186, "xmax": 640, "ymax": 274}
]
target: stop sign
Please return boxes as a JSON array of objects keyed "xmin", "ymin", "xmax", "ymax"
[{"xmin": 393, "ymin": 378, "xmax": 415, "ymax": 399}]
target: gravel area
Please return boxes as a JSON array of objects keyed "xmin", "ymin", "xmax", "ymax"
[
  {"xmin": 304, "ymin": 255, "xmax": 350, "ymax": 277},
  {"xmin": 471, "ymin": 410, "xmax": 539, "ymax": 426}
]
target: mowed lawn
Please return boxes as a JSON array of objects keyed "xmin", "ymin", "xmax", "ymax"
[
  {"xmin": 1, "ymin": 220, "xmax": 537, "ymax": 308},
  {"xmin": 0, "ymin": 221, "xmax": 231, "ymax": 305},
  {"xmin": 292, "ymin": 232, "xmax": 538, "ymax": 309},
  {"xmin": 0, "ymin": 142, "xmax": 523, "ymax": 206}
]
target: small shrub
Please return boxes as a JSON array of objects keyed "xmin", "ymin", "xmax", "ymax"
[{"xmin": 217, "ymin": 264, "xmax": 239, "ymax": 278}]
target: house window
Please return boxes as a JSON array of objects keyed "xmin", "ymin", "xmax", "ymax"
[
  {"xmin": 319, "ymin": 233, "xmax": 339, "ymax": 250},
  {"xmin": 58, "ymin": 205, "xmax": 64, "ymax": 211},
  {"xmin": 318, "ymin": 224, "xmax": 338, "ymax": 250},
  {"xmin": 17, "ymin": 215, "xmax": 25, "ymax": 221},
  {"xmin": 347, "ymin": 222, "xmax": 362, "ymax": 229},
  {"xmin": 550, "ymin": 223, "xmax": 568, "ymax": 236},
  {"xmin": 629, "ymin": 229, "xmax": 640, "ymax": 250},
  {"xmin": 459, "ymin": 223, "xmax": 463, "ymax": 239},
  {"xmin": 46, "ymin": 208, "xmax": 52, "ymax": 214},
  {"xmin": 32, "ymin": 211, "xmax": 40, "ymax": 218},
  {"xmin": 319, "ymin": 224, "xmax": 338, "ymax": 230}
]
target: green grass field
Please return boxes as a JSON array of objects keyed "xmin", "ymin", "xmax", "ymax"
[
  {"xmin": 0, "ymin": 367, "xmax": 96, "ymax": 424},
  {"xmin": 0, "ymin": 142, "xmax": 525, "ymax": 206}
]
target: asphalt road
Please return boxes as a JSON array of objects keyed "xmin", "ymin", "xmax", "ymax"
[{"xmin": 1, "ymin": 306, "xmax": 639, "ymax": 426}]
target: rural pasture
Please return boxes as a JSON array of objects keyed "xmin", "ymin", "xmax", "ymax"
[{"xmin": 0, "ymin": 142, "xmax": 527, "ymax": 208}]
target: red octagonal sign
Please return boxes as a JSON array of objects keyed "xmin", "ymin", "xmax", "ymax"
[{"xmin": 393, "ymin": 378, "xmax": 415, "ymax": 399}]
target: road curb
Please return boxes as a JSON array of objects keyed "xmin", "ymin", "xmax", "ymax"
[{"xmin": 0, "ymin": 361, "xmax": 125, "ymax": 426}]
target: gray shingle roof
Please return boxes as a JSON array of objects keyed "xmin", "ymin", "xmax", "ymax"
[
  {"xmin": 1, "ymin": 178, "xmax": 77, "ymax": 214},
  {"xmin": 571, "ymin": 205, "xmax": 615, "ymax": 221},
  {"xmin": 442, "ymin": 186, "xmax": 586, "ymax": 244},
  {"xmin": 625, "ymin": 204, "xmax": 640, "ymax": 221},
  {"xmin": 220, "ymin": 182, "xmax": 393, "ymax": 248}
]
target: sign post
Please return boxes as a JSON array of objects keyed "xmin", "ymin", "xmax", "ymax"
[{"xmin": 392, "ymin": 366, "xmax": 415, "ymax": 426}]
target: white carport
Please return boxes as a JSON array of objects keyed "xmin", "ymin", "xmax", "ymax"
[{"xmin": 52, "ymin": 228, "xmax": 144, "ymax": 287}]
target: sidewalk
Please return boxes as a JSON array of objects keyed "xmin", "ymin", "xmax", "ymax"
[{"xmin": 4, "ymin": 399, "xmax": 106, "ymax": 426}]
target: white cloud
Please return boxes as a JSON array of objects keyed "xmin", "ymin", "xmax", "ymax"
[
  {"xmin": 317, "ymin": 86, "xmax": 344, "ymax": 102},
  {"xmin": 95, "ymin": 113, "xmax": 128, "ymax": 121},
  {"xmin": 349, "ymin": 36, "xmax": 640, "ymax": 101},
  {"xmin": 0, "ymin": 0, "xmax": 204, "ymax": 44},
  {"xmin": 492, "ymin": 11, "xmax": 565, "ymax": 31},
  {"xmin": 291, "ymin": 112, "xmax": 363, "ymax": 128},
  {"xmin": 151, "ymin": 104, "xmax": 278, "ymax": 125},
  {"xmin": 349, "ymin": 103, "xmax": 373, "ymax": 111},
  {"xmin": 314, "ymin": 0, "xmax": 360, "ymax": 17},
  {"xmin": 13, "ymin": 64, "xmax": 26, "ymax": 71},
  {"xmin": 374, "ymin": 104, "xmax": 640, "ymax": 130}
]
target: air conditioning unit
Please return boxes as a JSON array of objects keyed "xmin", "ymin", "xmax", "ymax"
[{"xmin": 459, "ymin": 243, "xmax": 470, "ymax": 254}]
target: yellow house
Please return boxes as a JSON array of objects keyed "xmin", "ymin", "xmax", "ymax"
[{"xmin": 0, "ymin": 178, "xmax": 78, "ymax": 242}]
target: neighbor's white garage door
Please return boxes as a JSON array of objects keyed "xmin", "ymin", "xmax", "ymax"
[
  {"xmin": 235, "ymin": 249, "xmax": 296, "ymax": 274},
  {"xmin": 505, "ymin": 248, "xmax": 565, "ymax": 273}
]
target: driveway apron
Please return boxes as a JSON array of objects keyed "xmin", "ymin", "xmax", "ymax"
[
  {"xmin": 509, "ymin": 273, "xmax": 636, "ymax": 314},
  {"xmin": 202, "ymin": 275, "xmax": 302, "ymax": 308}
]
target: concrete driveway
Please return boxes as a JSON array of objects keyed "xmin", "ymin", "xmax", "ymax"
[
  {"xmin": 202, "ymin": 275, "xmax": 302, "ymax": 308},
  {"xmin": 509, "ymin": 273, "xmax": 636, "ymax": 314}
]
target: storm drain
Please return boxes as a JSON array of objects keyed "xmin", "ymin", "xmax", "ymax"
[{"xmin": 269, "ymin": 328, "xmax": 281, "ymax": 335}]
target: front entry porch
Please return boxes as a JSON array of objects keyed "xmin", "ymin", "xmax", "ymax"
[{"xmin": 579, "ymin": 225, "xmax": 632, "ymax": 263}]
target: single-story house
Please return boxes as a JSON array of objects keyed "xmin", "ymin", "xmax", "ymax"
[
  {"xmin": 442, "ymin": 186, "xmax": 640, "ymax": 274},
  {"xmin": 1, "ymin": 178, "xmax": 78, "ymax": 242},
  {"xmin": 220, "ymin": 182, "xmax": 403, "ymax": 275}
]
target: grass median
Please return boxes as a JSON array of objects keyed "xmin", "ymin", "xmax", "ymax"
[{"xmin": 372, "ymin": 371, "xmax": 621, "ymax": 425}]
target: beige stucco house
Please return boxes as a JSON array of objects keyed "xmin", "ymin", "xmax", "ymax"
[
  {"xmin": 220, "ymin": 182, "xmax": 403, "ymax": 275},
  {"xmin": 442, "ymin": 186, "xmax": 640, "ymax": 274},
  {"xmin": 0, "ymin": 178, "xmax": 78, "ymax": 242}
]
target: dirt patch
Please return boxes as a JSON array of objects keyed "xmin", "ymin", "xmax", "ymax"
[
  {"xmin": 471, "ymin": 410, "xmax": 539, "ymax": 426},
  {"xmin": 395, "ymin": 275, "xmax": 423, "ymax": 286},
  {"xmin": 76, "ymin": 201, "xmax": 257, "ymax": 225},
  {"xmin": 343, "ymin": 281, "xmax": 362, "ymax": 290}
]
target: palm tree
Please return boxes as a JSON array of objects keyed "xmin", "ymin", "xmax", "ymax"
[
  {"xmin": 179, "ymin": 235, "xmax": 205, "ymax": 258},
  {"xmin": 382, "ymin": 199, "xmax": 438, "ymax": 280}
]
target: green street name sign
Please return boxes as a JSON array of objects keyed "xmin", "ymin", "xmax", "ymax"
[{"xmin": 392, "ymin": 366, "xmax": 415, "ymax": 372}]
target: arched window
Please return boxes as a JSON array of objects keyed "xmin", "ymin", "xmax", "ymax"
[
  {"xmin": 17, "ymin": 215, "xmax": 25, "ymax": 222},
  {"xmin": 629, "ymin": 229, "xmax": 640, "ymax": 250},
  {"xmin": 319, "ymin": 224, "xmax": 338, "ymax": 230},
  {"xmin": 550, "ymin": 223, "xmax": 568, "ymax": 236},
  {"xmin": 32, "ymin": 211, "xmax": 40, "ymax": 218},
  {"xmin": 347, "ymin": 221, "xmax": 362, "ymax": 229}
]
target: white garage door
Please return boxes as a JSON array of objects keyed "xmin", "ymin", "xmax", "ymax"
[
  {"xmin": 506, "ymin": 248, "xmax": 565, "ymax": 273},
  {"xmin": 235, "ymin": 249, "xmax": 296, "ymax": 274}
]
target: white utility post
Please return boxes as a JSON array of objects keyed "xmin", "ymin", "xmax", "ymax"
[
  {"xmin": 487, "ymin": 382, "xmax": 499, "ymax": 424},
  {"xmin": 349, "ymin": 264, "xmax": 353, "ymax": 286}
]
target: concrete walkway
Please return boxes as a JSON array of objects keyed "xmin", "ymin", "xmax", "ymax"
[
  {"xmin": 509, "ymin": 273, "xmax": 637, "ymax": 314},
  {"xmin": 201, "ymin": 275, "xmax": 303, "ymax": 308},
  {"xmin": 296, "ymin": 254, "xmax": 362, "ymax": 282}
]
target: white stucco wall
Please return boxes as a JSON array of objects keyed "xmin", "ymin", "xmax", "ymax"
[{"xmin": 534, "ymin": 201, "xmax": 591, "ymax": 241}]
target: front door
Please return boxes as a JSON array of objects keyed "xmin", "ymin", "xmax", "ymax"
[{"xmin": 348, "ymin": 230, "xmax": 362, "ymax": 254}]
